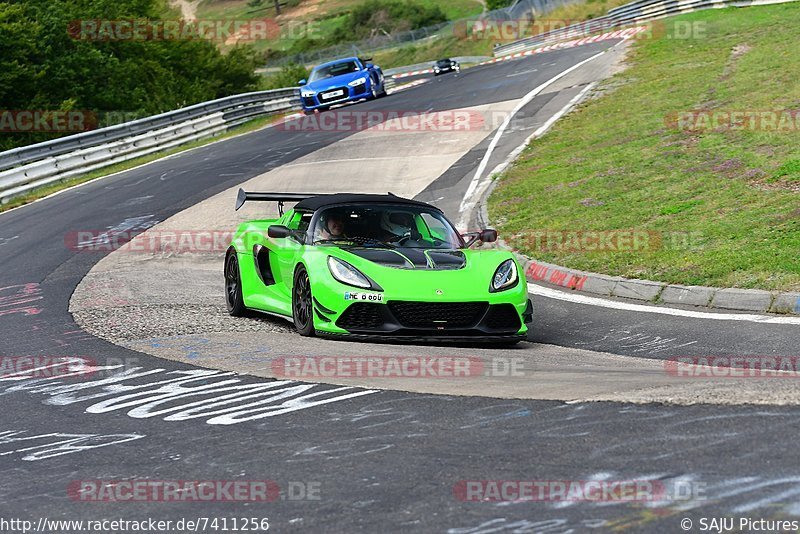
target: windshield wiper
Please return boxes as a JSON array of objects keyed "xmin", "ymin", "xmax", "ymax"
[
  {"xmin": 314, "ymin": 238, "xmax": 357, "ymax": 246},
  {"xmin": 315, "ymin": 237, "xmax": 399, "ymax": 248}
]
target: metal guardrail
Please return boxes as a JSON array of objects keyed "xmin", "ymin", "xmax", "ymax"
[
  {"xmin": 493, "ymin": 0, "xmax": 798, "ymax": 56},
  {"xmin": 0, "ymin": 88, "xmax": 300, "ymax": 203}
]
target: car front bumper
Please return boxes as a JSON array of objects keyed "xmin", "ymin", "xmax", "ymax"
[
  {"xmin": 313, "ymin": 298, "xmax": 531, "ymax": 339},
  {"xmin": 301, "ymin": 81, "xmax": 372, "ymax": 110}
]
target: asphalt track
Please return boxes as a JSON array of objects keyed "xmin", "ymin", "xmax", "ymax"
[{"xmin": 2, "ymin": 38, "xmax": 800, "ymax": 532}]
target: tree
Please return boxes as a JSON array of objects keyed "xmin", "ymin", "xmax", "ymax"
[
  {"xmin": 487, "ymin": 0, "xmax": 515, "ymax": 10},
  {"xmin": 0, "ymin": 0, "xmax": 261, "ymax": 150}
]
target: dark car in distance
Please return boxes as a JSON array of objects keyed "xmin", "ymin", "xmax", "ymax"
[{"xmin": 433, "ymin": 58, "xmax": 461, "ymax": 76}]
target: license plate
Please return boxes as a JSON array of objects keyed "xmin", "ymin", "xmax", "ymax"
[
  {"xmin": 344, "ymin": 292, "xmax": 383, "ymax": 302},
  {"xmin": 324, "ymin": 90, "xmax": 344, "ymax": 98}
]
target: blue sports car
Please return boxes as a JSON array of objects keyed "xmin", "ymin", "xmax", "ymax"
[{"xmin": 299, "ymin": 57, "xmax": 387, "ymax": 113}]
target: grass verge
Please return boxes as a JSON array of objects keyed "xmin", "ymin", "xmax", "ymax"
[
  {"xmin": 488, "ymin": 2, "xmax": 800, "ymax": 291},
  {"xmin": 0, "ymin": 112, "xmax": 292, "ymax": 214}
]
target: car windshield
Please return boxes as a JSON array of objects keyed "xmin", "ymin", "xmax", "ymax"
[
  {"xmin": 436, "ymin": 59, "xmax": 451, "ymax": 66},
  {"xmin": 312, "ymin": 204, "xmax": 463, "ymax": 249},
  {"xmin": 309, "ymin": 61, "xmax": 360, "ymax": 82}
]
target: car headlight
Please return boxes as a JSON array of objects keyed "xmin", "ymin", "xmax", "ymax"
[
  {"xmin": 490, "ymin": 259, "xmax": 518, "ymax": 292},
  {"xmin": 301, "ymin": 90, "xmax": 315, "ymax": 98},
  {"xmin": 348, "ymin": 77, "xmax": 367, "ymax": 87},
  {"xmin": 328, "ymin": 257, "xmax": 371, "ymax": 289}
]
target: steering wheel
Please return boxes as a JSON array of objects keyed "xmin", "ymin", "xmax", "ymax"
[{"xmin": 386, "ymin": 232, "xmax": 415, "ymax": 246}]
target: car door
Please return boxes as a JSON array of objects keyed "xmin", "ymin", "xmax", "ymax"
[{"xmin": 270, "ymin": 210, "xmax": 310, "ymax": 304}]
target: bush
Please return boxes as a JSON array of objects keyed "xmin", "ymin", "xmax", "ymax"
[
  {"xmin": 486, "ymin": 0, "xmax": 514, "ymax": 9},
  {"xmin": 261, "ymin": 63, "xmax": 309, "ymax": 90}
]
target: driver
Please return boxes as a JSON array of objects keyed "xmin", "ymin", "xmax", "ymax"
[
  {"xmin": 316, "ymin": 212, "xmax": 346, "ymax": 241},
  {"xmin": 380, "ymin": 211, "xmax": 418, "ymax": 242}
]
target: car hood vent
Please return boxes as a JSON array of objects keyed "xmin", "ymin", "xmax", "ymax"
[{"xmin": 348, "ymin": 249, "xmax": 466, "ymax": 270}]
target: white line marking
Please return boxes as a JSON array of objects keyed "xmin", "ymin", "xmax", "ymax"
[
  {"xmin": 478, "ymin": 82, "xmax": 597, "ymax": 191},
  {"xmin": 458, "ymin": 50, "xmax": 607, "ymax": 227},
  {"xmin": 387, "ymin": 78, "xmax": 430, "ymax": 95},
  {"xmin": 528, "ymin": 283, "xmax": 800, "ymax": 325}
]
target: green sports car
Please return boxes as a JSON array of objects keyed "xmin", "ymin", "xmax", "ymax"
[{"xmin": 225, "ymin": 189, "xmax": 532, "ymax": 342}]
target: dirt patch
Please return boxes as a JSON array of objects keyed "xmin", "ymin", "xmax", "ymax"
[
  {"xmin": 661, "ymin": 134, "xmax": 700, "ymax": 149},
  {"xmin": 751, "ymin": 178, "xmax": 800, "ymax": 193},
  {"xmin": 721, "ymin": 43, "xmax": 752, "ymax": 79},
  {"xmin": 579, "ymin": 197, "xmax": 605, "ymax": 207},
  {"xmin": 277, "ymin": 0, "xmax": 326, "ymax": 21},
  {"xmin": 170, "ymin": 0, "xmax": 201, "ymax": 21},
  {"xmin": 711, "ymin": 158, "xmax": 744, "ymax": 178},
  {"xmin": 774, "ymin": 207, "xmax": 800, "ymax": 222}
]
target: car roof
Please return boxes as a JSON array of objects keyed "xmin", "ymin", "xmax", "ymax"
[
  {"xmin": 294, "ymin": 193, "xmax": 441, "ymax": 212},
  {"xmin": 314, "ymin": 57, "xmax": 360, "ymax": 69}
]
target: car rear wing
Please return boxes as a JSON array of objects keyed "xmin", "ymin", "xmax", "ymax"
[{"xmin": 235, "ymin": 189, "xmax": 317, "ymax": 214}]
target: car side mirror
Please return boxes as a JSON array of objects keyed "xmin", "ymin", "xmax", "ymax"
[
  {"xmin": 298, "ymin": 79, "xmax": 307, "ymax": 86},
  {"xmin": 462, "ymin": 228, "xmax": 498, "ymax": 247},
  {"xmin": 268, "ymin": 225, "xmax": 291, "ymax": 238},
  {"xmin": 480, "ymin": 229, "xmax": 498, "ymax": 243}
]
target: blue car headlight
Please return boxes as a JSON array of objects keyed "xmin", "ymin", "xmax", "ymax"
[
  {"xmin": 301, "ymin": 90, "xmax": 316, "ymax": 98},
  {"xmin": 490, "ymin": 259, "xmax": 519, "ymax": 292},
  {"xmin": 328, "ymin": 257, "xmax": 371, "ymax": 289},
  {"xmin": 348, "ymin": 77, "xmax": 367, "ymax": 87}
]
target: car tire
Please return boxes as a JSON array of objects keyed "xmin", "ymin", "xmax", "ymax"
[
  {"xmin": 292, "ymin": 266, "xmax": 316, "ymax": 337},
  {"xmin": 225, "ymin": 249, "xmax": 248, "ymax": 317}
]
